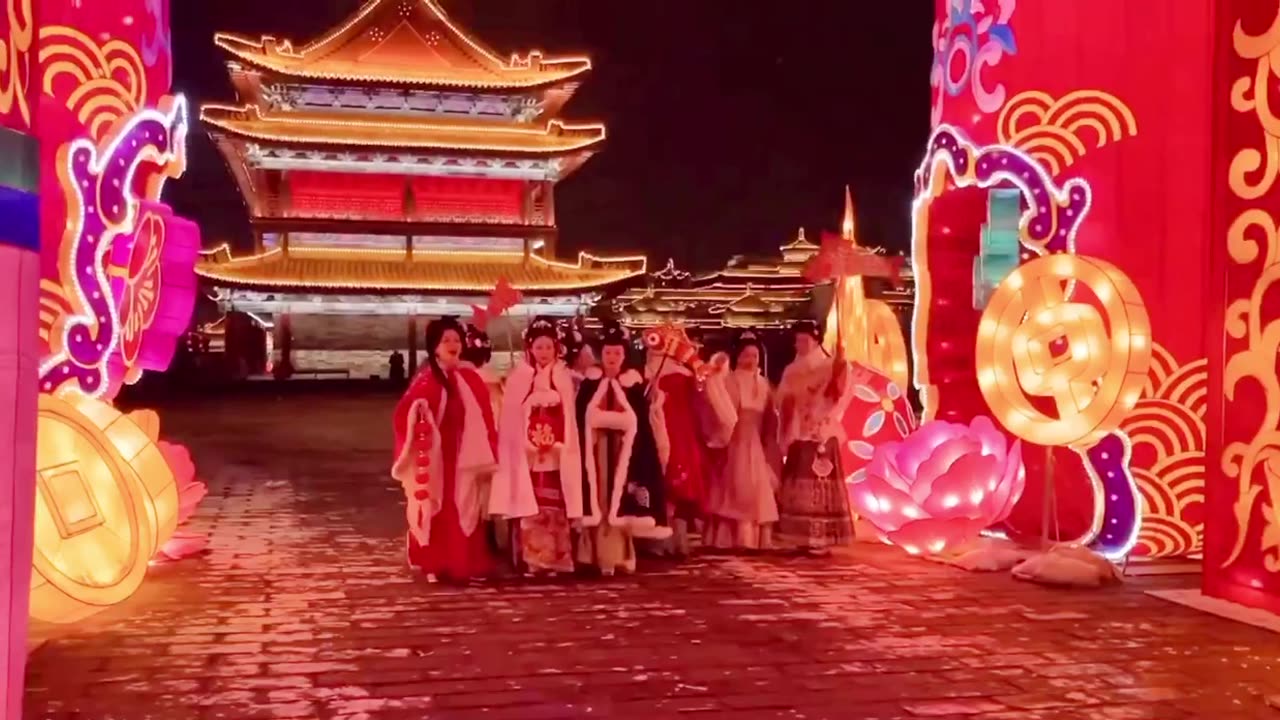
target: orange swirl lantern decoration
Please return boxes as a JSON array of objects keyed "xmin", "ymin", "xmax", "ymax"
[
  {"xmin": 642, "ymin": 324, "xmax": 708, "ymax": 378},
  {"xmin": 975, "ymin": 254, "xmax": 1151, "ymax": 450},
  {"xmin": 31, "ymin": 394, "xmax": 179, "ymax": 624}
]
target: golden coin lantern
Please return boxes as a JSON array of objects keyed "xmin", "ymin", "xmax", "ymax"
[
  {"xmin": 30, "ymin": 394, "xmax": 179, "ymax": 624},
  {"xmin": 975, "ymin": 254, "xmax": 1151, "ymax": 449}
]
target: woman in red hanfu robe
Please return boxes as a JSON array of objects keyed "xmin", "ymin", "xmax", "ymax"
[
  {"xmin": 491, "ymin": 317, "xmax": 591, "ymax": 575},
  {"xmin": 391, "ymin": 317, "xmax": 499, "ymax": 582},
  {"xmin": 645, "ymin": 345, "xmax": 712, "ymax": 556}
]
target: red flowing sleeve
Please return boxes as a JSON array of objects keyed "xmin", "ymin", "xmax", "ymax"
[{"xmin": 391, "ymin": 374, "xmax": 444, "ymax": 543}]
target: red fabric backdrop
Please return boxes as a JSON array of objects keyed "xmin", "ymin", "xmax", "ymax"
[{"xmin": 1203, "ymin": 0, "xmax": 1280, "ymax": 612}]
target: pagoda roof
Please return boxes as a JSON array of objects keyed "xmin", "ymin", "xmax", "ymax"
[
  {"xmin": 196, "ymin": 246, "xmax": 646, "ymax": 293},
  {"xmin": 213, "ymin": 0, "xmax": 591, "ymax": 89},
  {"xmin": 780, "ymin": 227, "xmax": 819, "ymax": 253},
  {"xmin": 202, "ymin": 104, "xmax": 605, "ymax": 153}
]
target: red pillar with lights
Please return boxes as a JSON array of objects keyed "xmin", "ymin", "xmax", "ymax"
[{"xmin": 1202, "ymin": 0, "xmax": 1280, "ymax": 613}]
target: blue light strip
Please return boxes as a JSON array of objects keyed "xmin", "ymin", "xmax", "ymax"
[{"xmin": 0, "ymin": 185, "xmax": 39, "ymax": 252}]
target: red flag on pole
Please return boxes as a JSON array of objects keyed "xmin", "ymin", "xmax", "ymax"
[
  {"xmin": 803, "ymin": 231, "xmax": 905, "ymax": 287},
  {"xmin": 470, "ymin": 276, "xmax": 523, "ymax": 330}
]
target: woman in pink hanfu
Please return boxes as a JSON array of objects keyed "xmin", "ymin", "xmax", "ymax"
[
  {"xmin": 391, "ymin": 317, "xmax": 499, "ymax": 582},
  {"xmin": 704, "ymin": 330, "xmax": 782, "ymax": 551},
  {"xmin": 491, "ymin": 317, "xmax": 591, "ymax": 576}
]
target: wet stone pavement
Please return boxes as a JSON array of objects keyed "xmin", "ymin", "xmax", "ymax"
[{"xmin": 22, "ymin": 393, "xmax": 1280, "ymax": 720}]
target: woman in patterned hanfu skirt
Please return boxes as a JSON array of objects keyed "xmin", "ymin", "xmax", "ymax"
[{"xmin": 776, "ymin": 319, "xmax": 854, "ymax": 554}]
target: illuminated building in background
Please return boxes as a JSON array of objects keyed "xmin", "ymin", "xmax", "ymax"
[
  {"xmin": 198, "ymin": 0, "xmax": 645, "ymax": 377},
  {"xmin": 612, "ymin": 204, "xmax": 913, "ymax": 372},
  {"xmin": 612, "ymin": 232, "xmax": 821, "ymax": 331}
]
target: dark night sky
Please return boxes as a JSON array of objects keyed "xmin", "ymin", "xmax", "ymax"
[{"xmin": 167, "ymin": 0, "xmax": 934, "ymax": 271}]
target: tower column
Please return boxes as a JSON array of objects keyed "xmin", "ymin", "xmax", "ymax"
[{"xmin": 274, "ymin": 313, "xmax": 294, "ymax": 380}]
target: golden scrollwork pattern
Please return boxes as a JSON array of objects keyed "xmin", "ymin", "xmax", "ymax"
[
  {"xmin": 0, "ymin": 0, "xmax": 34, "ymax": 128},
  {"xmin": 1119, "ymin": 343, "xmax": 1207, "ymax": 558},
  {"xmin": 975, "ymin": 253, "xmax": 1151, "ymax": 449},
  {"xmin": 38, "ymin": 24, "xmax": 147, "ymax": 140},
  {"xmin": 996, "ymin": 90, "xmax": 1138, "ymax": 177},
  {"xmin": 1220, "ymin": 4, "xmax": 1280, "ymax": 571}
]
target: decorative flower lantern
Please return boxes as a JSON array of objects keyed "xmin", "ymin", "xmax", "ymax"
[
  {"xmin": 851, "ymin": 416, "xmax": 1026, "ymax": 556},
  {"xmin": 837, "ymin": 362, "xmax": 917, "ymax": 481}
]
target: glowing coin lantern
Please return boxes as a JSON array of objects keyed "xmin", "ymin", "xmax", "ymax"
[
  {"xmin": 975, "ymin": 254, "xmax": 1151, "ymax": 449},
  {"xmin": 30, "ymin": 394, "xmax": 179, "ymax": 624}
]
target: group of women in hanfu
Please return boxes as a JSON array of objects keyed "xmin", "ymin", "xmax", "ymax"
[{"xmin": 390, "ymin": 315, "xmax": 856, "ymax": 583}]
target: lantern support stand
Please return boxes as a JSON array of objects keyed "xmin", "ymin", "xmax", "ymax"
[{"xmin": 1041, "ymin": 445, "xmax": 1059, "ymax": 550}]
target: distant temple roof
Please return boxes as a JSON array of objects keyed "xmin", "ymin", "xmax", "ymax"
[
  {"xmin": 196, "ymin": 246, "xmax": 646, "ymax": 293},
  {"xmin": 213, "ymin": 0, "xmax": 590, "ymax": 89},
  {"xmin": 202, "ymin": 104, "xmax": 605, "ymax": 153}
]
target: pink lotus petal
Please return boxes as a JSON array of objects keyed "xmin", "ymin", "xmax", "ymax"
[
  {"xmin": 863, "ymin": 416, "xmax": 1026, "ymax": 557},
  {"xmin": 989, "ymin": 440, "xmax": 1026, "ymax": 521},
  {"xmin": 912, "ymin": 435, "xmax": 981, "ymax": 503},
  {"xmin": 888, "ymin": 517, "xmax": 984, "ymax": 555},
  {"xmin": 968, "ymin": 415, "xmax": 1008, "ymax": 461},
  {"xmin": 852, "ymin": 471, "xmax": 922, "ymax": 534},
  {"xmin": 895, "ymin": 421, "xmax": 963, "ymax": 479},
  {"xmin": 919, "ymin": 453, "xmax": 1000, "ymax": 518},
  {"xmin": 175, "ymin": 480, "xmax": 208, "ymax": 525},
  {"xmin": 158, "ymin": 441, "xmax": 195, "ymax": 485},
  {"xmin": 157, "ymin": 532, "xmax": 209, "ymax": 561}
]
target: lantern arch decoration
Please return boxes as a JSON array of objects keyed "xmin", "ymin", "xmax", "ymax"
[
  {"xmin": 912, "ymin": 123, "xmax": 1152, "ymax": 559},
  {"xmin": 23, "ymin": 0, "xmax": 204, "ymax": 627}
]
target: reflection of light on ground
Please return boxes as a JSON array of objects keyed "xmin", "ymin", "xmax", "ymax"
[{"xmin": 22, "ymin": 395, "xmax": 1280, "ymax": 719}]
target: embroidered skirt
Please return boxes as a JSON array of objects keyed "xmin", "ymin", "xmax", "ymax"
[
  {"xmin": 777, "ymin": 438, "xmax": 853, "ymax": 549},
  {"xmin": 517, "ymin": 470, "xmax": 575, "ymax": 573}
]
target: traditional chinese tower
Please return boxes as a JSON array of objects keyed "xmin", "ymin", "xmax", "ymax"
[{"xmin": 198, "ymin": 0, "xmax": 643, "ymax": 376}]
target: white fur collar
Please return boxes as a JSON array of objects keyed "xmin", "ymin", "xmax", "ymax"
[{"xmin": 585, "ymin": 366, "xmax": 644, "ymax": 389}]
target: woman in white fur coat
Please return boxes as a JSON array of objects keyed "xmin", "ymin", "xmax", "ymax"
[{"xmin": 490, "ymin": 317, "xmax": 591, "ymax": 575}]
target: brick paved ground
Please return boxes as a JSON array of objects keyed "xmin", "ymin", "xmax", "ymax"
[{"xmin": 22, "ymin": 393, "xmax": 1280, "ymax": 720}]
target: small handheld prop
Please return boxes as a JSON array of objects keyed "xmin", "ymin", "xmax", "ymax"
[{"xmin": 642, "ymin": 324, "xmax": 709, "ymax": 378}]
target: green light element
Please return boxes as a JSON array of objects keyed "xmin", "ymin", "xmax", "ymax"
[
  {"xmin": 973, "ymin": 189, "xmax": 1021, "ymax": 309},
  {"xmin": 0, "ymin": 127, "xmax": 39, "ymax": 193}
]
